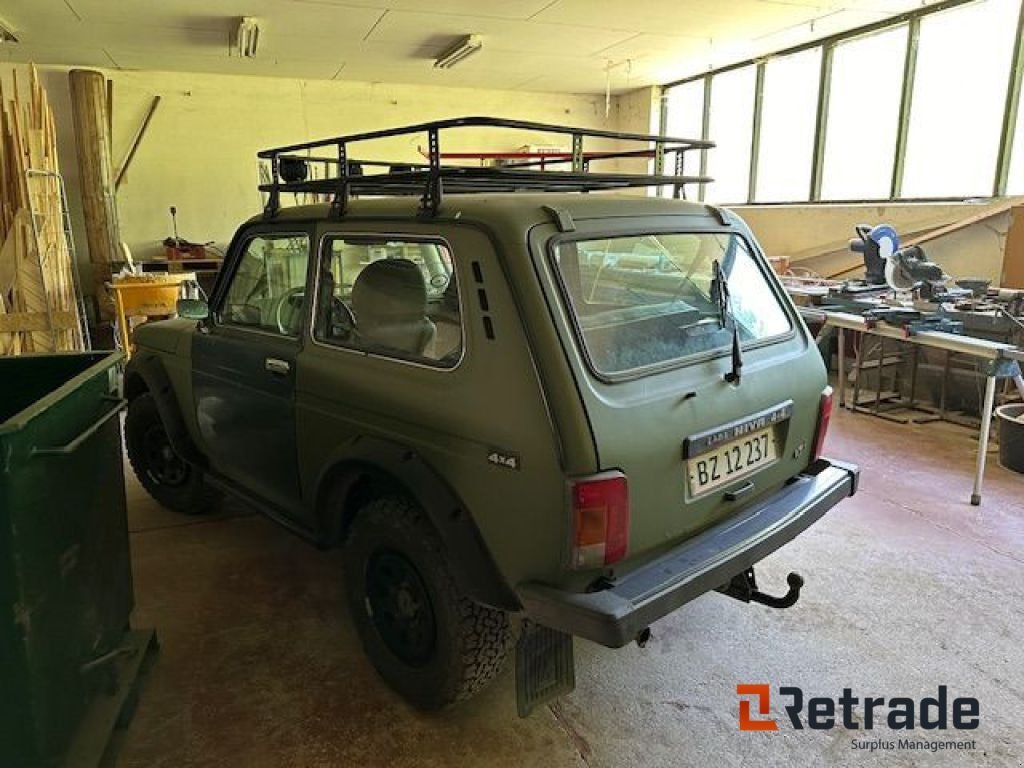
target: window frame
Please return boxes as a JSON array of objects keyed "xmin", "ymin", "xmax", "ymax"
[
  {"xmin": 308, "ymin": 231, "xmax": 467, "ymax": 372},
  {"xmin": 703, "ymin": 64, "xmax": 758, "ymax": 205},
  {"xmin": 213, "ymin": 228, "xmax": 314, "ymax": 340},
  {"xmin": 660, "ymin": 0, "xmax": 1024, "ymax": 204},
  {"xmin": 544, "ymin": 227, "xmax": 798, "ymax": 384}
]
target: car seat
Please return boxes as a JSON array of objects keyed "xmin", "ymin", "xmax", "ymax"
[{"xmin": 351, "ymin": 258, "xmax": 436, "ymax": 355}]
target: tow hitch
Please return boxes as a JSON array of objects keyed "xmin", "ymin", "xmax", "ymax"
[{"xmin": 719, "ymin": 568, "xmax": 804, "ymax": 609}]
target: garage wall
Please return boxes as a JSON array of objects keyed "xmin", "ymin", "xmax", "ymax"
[
  {"xmin": 12, "ymin": 64, "xmax": 1020, "ymax": 298},
  {"xmin": 26, "ymin": 66, "xmax": 627, "ymax": 293},
  {"xmin": 732, "ymin": 200, "xmax": 1022, "ymax": 285},
  {"xmin": 615, "ymin": 86, "xmax": 660, "ymax": 179}
]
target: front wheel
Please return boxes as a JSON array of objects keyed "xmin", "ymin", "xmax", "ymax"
[
  {"xmin": 343, "ymin": 496, "xmax": 513, "ymax": 709},
  {"xmin": 124, "ymin": 393, "xmax": 219, "ymax": 515}
]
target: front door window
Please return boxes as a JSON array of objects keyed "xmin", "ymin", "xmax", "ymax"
[{"xmin": 221, "ymin": 234, "xmax": 310, "ymax": 336}]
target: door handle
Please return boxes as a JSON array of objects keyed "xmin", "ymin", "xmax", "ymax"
[{"xmin": 265, "ymin": 358, "xmax": 291, "ymax": 376}]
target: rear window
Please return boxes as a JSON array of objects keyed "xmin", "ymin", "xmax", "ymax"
[{"xmin": 551, "ymin": 233, "xmax": 791, "ymax": 376}]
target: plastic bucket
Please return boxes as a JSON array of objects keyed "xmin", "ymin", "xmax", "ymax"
[{"xmin": 996, "ymin": 404, "xmax": 1024, "ymax": 474}]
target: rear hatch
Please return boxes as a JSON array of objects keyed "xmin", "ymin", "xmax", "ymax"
[{"xmin": 530, "ymin": 213, "xmax": 828, "ymax": 573}]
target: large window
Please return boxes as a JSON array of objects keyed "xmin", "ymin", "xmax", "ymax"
[
  {"xmin": 902, "ymin": 0, "xmax": 1021, "ymax": 197},
  {"xmin": 661, "ymin": 0, "xmax": 1024, "ymax": 202},
  {"xmin": 551, "ymin": 233, "xmax": 790, "ymax": 377},
  {"xmin": 821, "ymin": 27, "xmax": 907, "ymax": 200},
  {"xmin": 705, "ymin": 67, "xmax": 756, "ymax": 204},
  {"xmin": 664, "ymin": 79, "xmax": 706, "ymax": 178},
  {"xmin": 315, "ymin": 237, "xmax": 462, "ymax": 368},
  {"xmin": 1009, "ymin": 110, "xmax": 1024, "ymax": 195},
  {"xmin": 755, "ymin": 48, "xmax": 822, "ymax": 202}
]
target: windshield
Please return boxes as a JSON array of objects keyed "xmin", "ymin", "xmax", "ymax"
[{"xmin": 551, "ymin": 233, "xmax": 791, "ymax": 376}]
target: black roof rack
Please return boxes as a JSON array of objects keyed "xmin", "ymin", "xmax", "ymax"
[{"xmin": 257, "ymin": 116, "xmax": 714, "ymax": 217}]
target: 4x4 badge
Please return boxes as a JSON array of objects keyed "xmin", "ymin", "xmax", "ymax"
[{"xmin": 487, "ymin": 449, "xmax": 521, "ymax": 471}]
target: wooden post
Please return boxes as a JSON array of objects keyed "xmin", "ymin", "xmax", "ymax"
[
  {"xmin": 69, "ymin": 69, "xmax": 120, "ymax": 324},
  {"xmin": 1002, "ymin": 204, "xmax": 1024, "ymax": 289}
]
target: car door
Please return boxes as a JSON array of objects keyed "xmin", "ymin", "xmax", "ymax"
[{"xmin": 192, "ymin": 227, "xmax": 312, "ymax": 517}]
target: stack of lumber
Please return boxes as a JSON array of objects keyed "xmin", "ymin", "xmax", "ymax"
[{"xmin": 0, "ymin": 64, "xmax": 83, "ymax": 355}]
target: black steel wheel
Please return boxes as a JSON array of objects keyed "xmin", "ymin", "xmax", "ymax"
[
  {"xmin": 343, "ymin": 495, "xmax": 513, "ymax": 709},
  {"xmin": 140, "ymin": 422, "xmax": 189, "ymax": 487},
  {"xmin": 366, "ymin": 550, "xmax": 437, "ymax": 667},
  {"xmin": 125, "ymin": 393, "xmax": 219, "ymax": 515}
]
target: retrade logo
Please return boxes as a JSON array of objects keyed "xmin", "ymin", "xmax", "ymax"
[
  {"xmin": 737, "ymin": 684, "xmax": 777, "ymax": 731},
  {"xmin": 736, "ymin": 684, "xmax": 980, "ymax": 732}
]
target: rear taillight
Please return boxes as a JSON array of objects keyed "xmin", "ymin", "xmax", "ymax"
[
  {"xmin": 571, "ymin": 472, "xmax": 629, "ymax": 568},
  {"xmin": 811, "ymin": 387, "xmax": 834, "ymax": 461}
]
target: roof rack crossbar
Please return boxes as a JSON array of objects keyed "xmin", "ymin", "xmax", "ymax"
[{"xmin": 258, "ymin": 116, "xmax": 714, "ymax": 217}]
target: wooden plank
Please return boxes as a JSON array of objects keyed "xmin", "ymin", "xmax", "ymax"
[
  {"xmin": 903, "ymin": 199, "xmax": 1021, "ymax": 247},
  {"xmin": 13, "ymin": 207, "xmax": 52, "ymax": 351},
  {"xmin": 115, "ymin": 95, "xmax": 160, "ymax": 190},
  {"xmin": 0, "ymin": 65, "xmax": 86, "ymax": 354},
  {"xmin": 1001, "ymin": 204, "xmax": 1024, "ymax": 288},
  {"xmin": 0, "ymin": 309, "xmax": 77, "ymax": 332}
]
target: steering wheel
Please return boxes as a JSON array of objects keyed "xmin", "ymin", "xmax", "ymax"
[
  {"xmin": 274, "ymin": 286, "xmax": 306, "ymax": 335},
  {"xmin": 328, "ymin": 297, "xmax": 357, "ymax": 340}
]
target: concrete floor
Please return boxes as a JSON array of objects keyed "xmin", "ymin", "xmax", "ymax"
[{"xmin": 114, "ymin": 409, "xmax": 1024, "ymax": 768}]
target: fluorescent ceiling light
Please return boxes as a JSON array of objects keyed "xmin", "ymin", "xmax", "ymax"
[
  {"xmin": 234, "ymin": 17, "xmax": 260, "ymax": 58},
  {"xmin": 434, "ymin": 34, "xmax": 482, "ymax": 70},
  {"xmin": 0, "ymin": 19, "xmax": 18, "ymax": 43}
]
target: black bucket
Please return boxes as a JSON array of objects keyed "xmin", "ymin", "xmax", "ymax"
[{"xmin": 996, "ymin": 404, "xmax": 1024, "ymax": 474}]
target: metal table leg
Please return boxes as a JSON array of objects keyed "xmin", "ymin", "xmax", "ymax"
[
  {"xmin": 837, "ymin": 328, "xmax": 846, "ymax": 409},
  {"xmin": 851, "ymin": 331, "xmax": 863, "ymax": 412},
  {"xmin": 939, "ymin": 351, "xmax": 951, "ymax": 420},
  {"xmin": 907, "ymin": 344, "xmax": 919, "ymax": 410},
  {"xmin": 971, "ymin": 374, "xmax": 998, "ymax": 506},
  {"xmin": 873, "ymin": 337, "xmax": 885, "ymax": 414}
]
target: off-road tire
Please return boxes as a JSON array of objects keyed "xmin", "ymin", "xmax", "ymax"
[
  {"xmin": 343, "ymin": 495, "xmax": 513, "ymax": 709},
  {"xmin": 124, "ymin": 393, "xmax": 219, "ymax": 515}
]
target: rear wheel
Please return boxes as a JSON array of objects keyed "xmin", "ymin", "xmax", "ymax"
[
  {"xmin": 125, "ymin": 393, "xmax": 219, "ymax": 514},
  {"xmin": 343, "ymin": 495, "xmax": 513, "ymax": 709}
]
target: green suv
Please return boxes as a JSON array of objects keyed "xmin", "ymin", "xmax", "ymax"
[{"xmin": 124, "ymin": 117, "xmax": 858, "ymax": 715}]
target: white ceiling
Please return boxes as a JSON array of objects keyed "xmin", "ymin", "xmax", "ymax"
[{"xmin": 0, "ymin": 0, "xmax": 941, "ymax": 93}]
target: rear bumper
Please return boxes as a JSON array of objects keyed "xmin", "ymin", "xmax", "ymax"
[{"xmin": 516, "ymin": 458, "xmax": 859, "ymax": 648}]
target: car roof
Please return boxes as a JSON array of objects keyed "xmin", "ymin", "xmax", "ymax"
[{"xmin": 245, "ymin": 193, "xmax": 722, "ymax": 230}]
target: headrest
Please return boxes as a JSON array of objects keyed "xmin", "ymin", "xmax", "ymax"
[{"xmin": 351, "ymin": 259, "xmax": 427, "ymax": 320}]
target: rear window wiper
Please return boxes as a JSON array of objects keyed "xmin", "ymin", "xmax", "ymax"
[{"xmin": 712, "ymin": 259, "xmax": 743, "ymax": 386}]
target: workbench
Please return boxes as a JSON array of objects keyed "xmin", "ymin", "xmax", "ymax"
[{"xmin": 801, "ymin": 307, "xmax": 1024, "ymax": 506}]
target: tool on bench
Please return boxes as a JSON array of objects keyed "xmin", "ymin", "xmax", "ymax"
[
  {"xmin": 162, "ymin": 206, "xmax": 212, "ymax": 260},
  {"xmin": 838, "ymin": 224, "xmax": 897, "ymax": 295}
]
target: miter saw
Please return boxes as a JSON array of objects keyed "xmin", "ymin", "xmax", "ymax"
[
  {"xmin": 884, "ymin": 243, "xmax": 963, "ymax": 301},
  {"xmin": 839, "ymin": 224, "xmax": 898, "ymax": 294},
  {"xmin": 845, "ymin": 223, "xmax": 972, "ymax": 302}
]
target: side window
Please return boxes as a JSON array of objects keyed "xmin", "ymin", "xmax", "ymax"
[
  {"xmin": 314, "ymin": 237, "xmax": 462, "ymax": 368},
  {"xmin": 220, "ymin": 234, "xmax": 310, "ymax": 336}
]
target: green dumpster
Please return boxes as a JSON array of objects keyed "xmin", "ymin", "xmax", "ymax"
[{"xmin": 1, "ymin": 351, "xmax": 153, "ymax": 768}]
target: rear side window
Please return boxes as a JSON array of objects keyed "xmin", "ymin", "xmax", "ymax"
[
  {"xmin": 220, "ymin": 234, "xmax": 310, "ymax": 336},
  {"xmin": 314, "ymin": 237, "xmax": 463, "ymax": 368},
  {"xmin": 552, "ymin": 233, "xmax": 791, "ymax": 376}
]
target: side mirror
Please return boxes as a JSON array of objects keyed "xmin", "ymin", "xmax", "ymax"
[{"xmin": 176, "ymin": 298, "xmax": 209, "ymax": 320}]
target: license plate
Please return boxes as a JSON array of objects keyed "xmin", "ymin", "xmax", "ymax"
[{"xmin": 686, "ymin": 426, "xmax": 778, "ymax": 497}]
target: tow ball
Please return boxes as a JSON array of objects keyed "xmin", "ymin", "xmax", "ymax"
[{"xmin": 719, "ymin": 568, "xmax": 804, "ymax": 609}]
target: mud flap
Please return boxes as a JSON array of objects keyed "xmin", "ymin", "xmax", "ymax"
[{"xmin": 515, "ymin": 622, "xmax": 575, "ymax": 717}]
